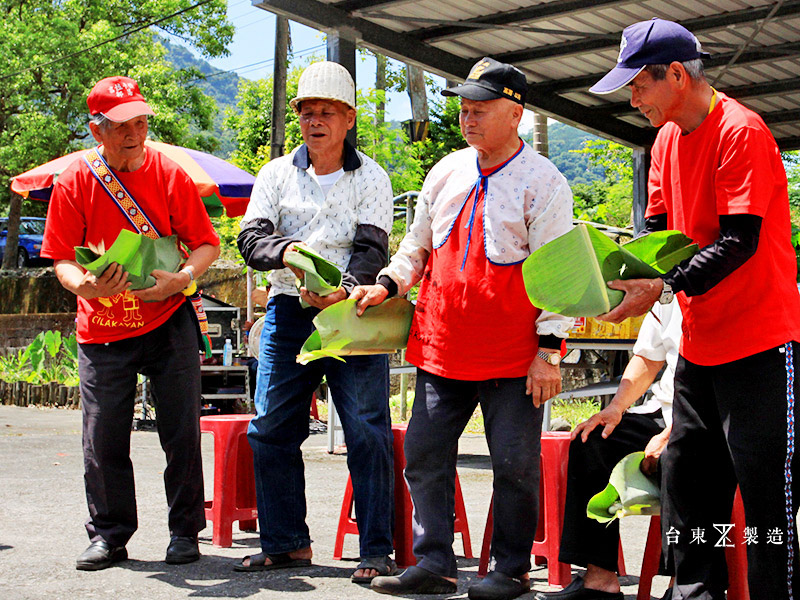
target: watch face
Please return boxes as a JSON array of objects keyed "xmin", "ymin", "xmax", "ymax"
[{"xmin": 548, "ymin": 354, "xmax": 561, "ymax": 365}]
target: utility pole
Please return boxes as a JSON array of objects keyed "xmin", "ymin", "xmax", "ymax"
[{"xmin": 270, "ymin": 16, "xmax": 289, "ymax": 161}]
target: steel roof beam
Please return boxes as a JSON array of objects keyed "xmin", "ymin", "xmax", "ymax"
[
  {"xmin": 590, "ymin": 76, "xmax": 800, "ymax": 118},
  {"xmin": 527, "ymin": 41, "xmax": 800, "ymax": 97},
  {"xmin": 253, "ymin": 0, "xmax": 653, "ymax": 147},
  {"xmin": 494, "ymin": 0, "xmax": 800, "ymax": 65},
  {"xmin": 414, "ymin": 0, "xmax": 628, "ymax": 43}
]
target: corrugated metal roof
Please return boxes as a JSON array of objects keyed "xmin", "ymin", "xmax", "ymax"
[{"xmin": 254, "ymin": 0, "xmax": 800, "ymax": 149}]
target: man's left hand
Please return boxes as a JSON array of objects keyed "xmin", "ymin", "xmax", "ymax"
[
  {"xmin": 526, "ymin": 356, "xmax": 561, "ymax": 408},
  {"xmin": 300, "ymin": 287, "xmax": 346, "ymax": 309},
  {"xmin": 597, "ymin": 278, "xmax": 662, "ymax": 323},
  {"xmin": 132, "ymin": 269, "xmax": 190, "ymax": 302}
]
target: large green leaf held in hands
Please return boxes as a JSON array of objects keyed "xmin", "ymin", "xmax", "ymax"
[
  {"xmin": 284, "ymin": 246, "xmax": 343, "ymax": 295},
  {"xmin": 75, "ymin": 230, "xmax": 182, "ymax": 290},
  {"xmin": 522, "ymin": 224, "xmax": 698, "ymax": 317},
  {"xmin": 297, "ymin": 298, "xmax": 415, "ymax": 365},
  {"xmin": 587, "ymin": 451, "xmax": 661, "ymax": 524}
]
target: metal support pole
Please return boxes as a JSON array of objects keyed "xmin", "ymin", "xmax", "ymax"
[
  {"xmin": 327, "ymin": 30, "xmax": 357, "ymax": 147},
  {"xmin": 532, "ymin": 111, "xmax": 549, "ymax": 157},
  {"xmin": 632, "ymin": 147, "xmax": 651, "ymax": 234}
]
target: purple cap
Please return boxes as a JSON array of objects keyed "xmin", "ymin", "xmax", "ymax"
[{"xmin": 590, "ymin": 18, "xmax": 710, "ymax": 95}]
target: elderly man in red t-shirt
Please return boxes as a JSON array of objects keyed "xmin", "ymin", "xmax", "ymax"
[
  {"xmin": 353, "ymin": 58, "xmax": 574, "ymax": 600},
  {"xmin": 41, "ymin": 76, "xmax": 220, "ymax": 571},
  {"xmin": 587, "ymin": 19, "xmax": 800, "ymax": 600}
]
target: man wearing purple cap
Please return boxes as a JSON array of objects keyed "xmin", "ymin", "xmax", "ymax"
[
  {"xmin": 42, "ymin": 76, "xmax": 220, "ymax": 571},
  {"xmin": 587, "ymin": 18, "xmax": 800, "ymax": 600}
]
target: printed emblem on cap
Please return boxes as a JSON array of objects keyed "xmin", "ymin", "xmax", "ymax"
[
  {"xmin": 468, "ymin": 60, "xmax": 491, "ymax": 80},
  {"xmin": 617, "ymin": 35, "xmax": 628, "ymax": 64},
  {"xmin": 108, "ymin": 81, "xmax": 136, "ymax": 98}
]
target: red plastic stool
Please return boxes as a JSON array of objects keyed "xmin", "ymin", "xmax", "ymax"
[
  {"xmin": 477, "ymin": 432, "xmax": 625, "ymax": 587},
  {"xmin": 200, "ymin": 414, "xmax": 258, "ymax": 547},
  {"xmin": 637, "ymin": 487, "xmax": 750, "ymax": 600},
  {"xmin": 333, "ymin": 422, "xmax": 473, "ymax": 567}
]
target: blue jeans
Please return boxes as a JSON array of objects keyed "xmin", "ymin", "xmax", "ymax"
[
  {"xmin": 248, "ymin": 294, "xmax": 394, "ymax": 558},
  {"xmin": 406, "ymin": 369, "xmax": 543, "ymax": 578}
]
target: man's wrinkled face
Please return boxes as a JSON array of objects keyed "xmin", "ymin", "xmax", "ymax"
[
  {"xmin": 90, "ymin": 115, "xmax": 148, "ymax": 164},
  {"xmin": 628, "ymin": 69, "xmax": 680, "ymax": 128},
  {"xmin": 459, "ymin": 98, "xmax": 520, "ymax": 154},
  {"xmin": 298, "ymin": 99, "xmax": 355, "ymax": 156}
]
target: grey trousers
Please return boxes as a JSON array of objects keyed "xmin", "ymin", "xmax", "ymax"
[
  {"xmin": 78, "ymin": 302, "xmax": 206, "ymax": 548},
  {"xmin": 405, "ymin": 369, "xmax": 543, "ymax": 579}
]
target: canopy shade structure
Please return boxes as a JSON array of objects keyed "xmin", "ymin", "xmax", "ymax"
[
  {"xmin": 254, "ymin": 0, "xmax": 800, "ymax": 151},
  {"xmin": 10, "ymin": 140, "xmax": 255, "ymax": 218}
]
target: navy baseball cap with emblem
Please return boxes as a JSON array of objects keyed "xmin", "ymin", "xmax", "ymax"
[
  {"xmin": 443, "ymin": 57, "xmax": 527, "ymax": 105},
  {"xmin": 590, "ymin": 18, "xmax": 710, "ymax": 95}
]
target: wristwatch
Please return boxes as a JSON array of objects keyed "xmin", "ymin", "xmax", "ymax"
[
  {"xmin": 658, "ymin": 280, "xmax": 674, "ymax": 305},
  {"xmin": 537, "ymin": 349, "xmax": 562, "ymax": 366}
]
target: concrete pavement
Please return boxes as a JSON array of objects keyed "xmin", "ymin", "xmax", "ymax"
[{"xmin": 0, "ymin": 405, "xmax": 667, "ymax": 600}]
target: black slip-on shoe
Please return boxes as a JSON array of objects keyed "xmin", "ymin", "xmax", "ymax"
[
  {"xmin": 468, "ymin": 571, "xmax": 530, "ymax": 600},
  {"xmin": 165, "ymin": 535, "xmax": 200, "ymax": 564},
  {"xmin": 534, "ymin": 576, "xmax": 623, "ymax": 600},
  {"xmin": 76, "ymin": 540, "xmax": 128, "ymax": 571},
  {"xmin": 371, "ymin": 565, "xmax": 458, "ymax": 595}
]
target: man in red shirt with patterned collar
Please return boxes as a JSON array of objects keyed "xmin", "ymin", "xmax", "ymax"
[
  {"xmin": 590, "ymin": 19, "xmax": 800, "ymax": 600},
  {"xmin": 42, "ymin": 76, "xmax": 219, "ymax": 571},
  {"xmin": 354, "ymin": 58, "xmax": 574, "ymax": 600}
]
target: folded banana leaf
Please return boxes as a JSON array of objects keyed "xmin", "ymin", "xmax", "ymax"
[
  {"xmin": 587, "ymin": 451, "xmax": 661, "ymax": 524},
  {"xmin": 296, "ymin": 298, "xmax": 415, "ymax": 364},
  {"xmin": 284, "ymin": 246, "xmax": 342, "ymax": 295},
  {"xmin": 522, "ymin": 224, "xmax": 698, "ymax": 317},
  {"xmin": 75, "ymin": 230, "xmax": 182, "ymax": 290}
]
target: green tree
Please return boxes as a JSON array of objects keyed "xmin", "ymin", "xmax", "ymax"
[
  {"xmin": 571, "ymin": 139, "xmax": 633, "ymax": 228},
  {"xmin": 416, "ymin": 95, "xmax": 465, "ymax": 174},
  {"xmin": 0, "ymin": 0, "xmax": 233, "ymax": 213}
]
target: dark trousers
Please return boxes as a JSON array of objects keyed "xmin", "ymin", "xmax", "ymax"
[
  {"xmin": 405, "ymin": 369, "xmax": 543, "ymax": 579},
  {"xmin": 78, "ymin": 303, "xmax": 206, "ymax": 548},
  {"xmin": 663, "ymin": 343, "xmax": 800, "ymax": 600},
  {"xmin": 248, "ymin": 295, "xmax": 394, "ymax": 558},
  {"xmin": 558, "ymin": 411, "xmax": 665, "ymax": 573}
]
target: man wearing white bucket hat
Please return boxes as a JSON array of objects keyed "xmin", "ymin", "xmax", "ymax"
[{"xmin": 237, "ymin": 61, "xmax": 397, "ymax": 583}]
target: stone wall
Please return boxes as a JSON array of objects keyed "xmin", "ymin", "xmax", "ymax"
[{"xmin": 0, "ymin": 264, "xmax": 247, "ymax": 353}]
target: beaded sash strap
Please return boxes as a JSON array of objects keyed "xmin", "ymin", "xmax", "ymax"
[{"xmin": 83, "ymin": 147, "xmax": 212, "ymax": 356}]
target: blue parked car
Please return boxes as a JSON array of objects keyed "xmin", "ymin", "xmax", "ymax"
[{"xmin": 0, "ymin": 217, "xmax": 48, "ymax": 268}]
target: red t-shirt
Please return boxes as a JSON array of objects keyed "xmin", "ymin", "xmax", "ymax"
[
  {"xmin": 41, "ymin": 148, "xmax": 219, "ymax": 344},
  {"xmin": 647, "ymin": 93, "xmax": 800, "ymax": 365},
  {"xmin": 406, "ymin": 148, "xmax": 542, "ymax": 380}
]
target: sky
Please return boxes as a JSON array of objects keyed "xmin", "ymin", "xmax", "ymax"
[{"xmin": 177, "ymin": 0, "xmax": 539, "ymax": 131}]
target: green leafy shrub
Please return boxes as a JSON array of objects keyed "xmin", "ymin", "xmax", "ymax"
[{"xmin": 0, "ymin": 330, "xmax": 79, "ymax": 385}]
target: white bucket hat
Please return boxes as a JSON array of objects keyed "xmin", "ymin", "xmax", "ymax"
[{"xmin": 290, "ymin": 61, "xmax": 356, "ymax": 113}]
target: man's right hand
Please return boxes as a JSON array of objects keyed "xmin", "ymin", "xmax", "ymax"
[
  {"xmin": 282, "ymin": 242, "xmax": 307, "ymax": 280},
  {"xmin": 349, "ymin": 285, "xmax": 389, "ymax": 316},
  {"xmin": 77, "ymin": 262, "xmax": 130, "ymax": 300},
  {"xmin": 571, "ymin": 403, "xmax": 624, "ymax": 443}
]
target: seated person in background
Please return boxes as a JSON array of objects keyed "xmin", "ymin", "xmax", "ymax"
[{"xmin": 535, "ymin": 300, "xmax": 680, "ymax": 600}]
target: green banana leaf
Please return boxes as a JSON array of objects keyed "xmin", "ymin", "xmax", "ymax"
[
  {"xmin": 522, "ymin": 224, "xmax": 697, "ymax": 317},
  {"xmin": 587, "ymin": 451, "xmax": 661, "ymax": 524},
  {"xmin": 284, "ymin": 246, "xmax": 342, "ymax": 295},
  {"xmin": 284, "ymin": 246, "xmax": 343, "ymax": 308},
  {"xmin": 75, "ymin": 230, "xmax": 182, "ymax": 290},
  {"xmin": 296, "ymin": 298, "xmax": 415, "ymax": 364}
]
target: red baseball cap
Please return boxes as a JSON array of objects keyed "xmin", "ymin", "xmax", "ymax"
[{"xmin": 87, "ymin": 76, "xmax": 155, "ymax": 122}]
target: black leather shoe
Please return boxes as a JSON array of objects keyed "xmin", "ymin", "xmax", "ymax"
[
  {"xmin": 371, "ymin": 565, "xmax": 458, "ymax": 595},
  {"xmin": 165, "ymin": 536, "xmax": 200, "ymax": 564},
  {"xmin": 76, "ymin": 540, "xmax": 128, "ymax": 571},
  {"xmin": 468, "ymin": 571, "xmax": 530, "ymax": 600},
  {"xmin": 534, "ymin": 576, "xmax": 623, "ymax": 600}
]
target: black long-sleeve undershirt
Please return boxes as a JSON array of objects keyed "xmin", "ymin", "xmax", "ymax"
[{"xmin": 642, "ymin": 213, "xmax": 762, "ymax": 297}]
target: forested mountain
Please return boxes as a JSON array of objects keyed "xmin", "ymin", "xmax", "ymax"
[
  {"xmin": 162, "ymin": 39, "xmax": 240, "ymax": 157},
  {"xmin": 541, "ymin": 121, "xmax": 605, "ymax": 186}
]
